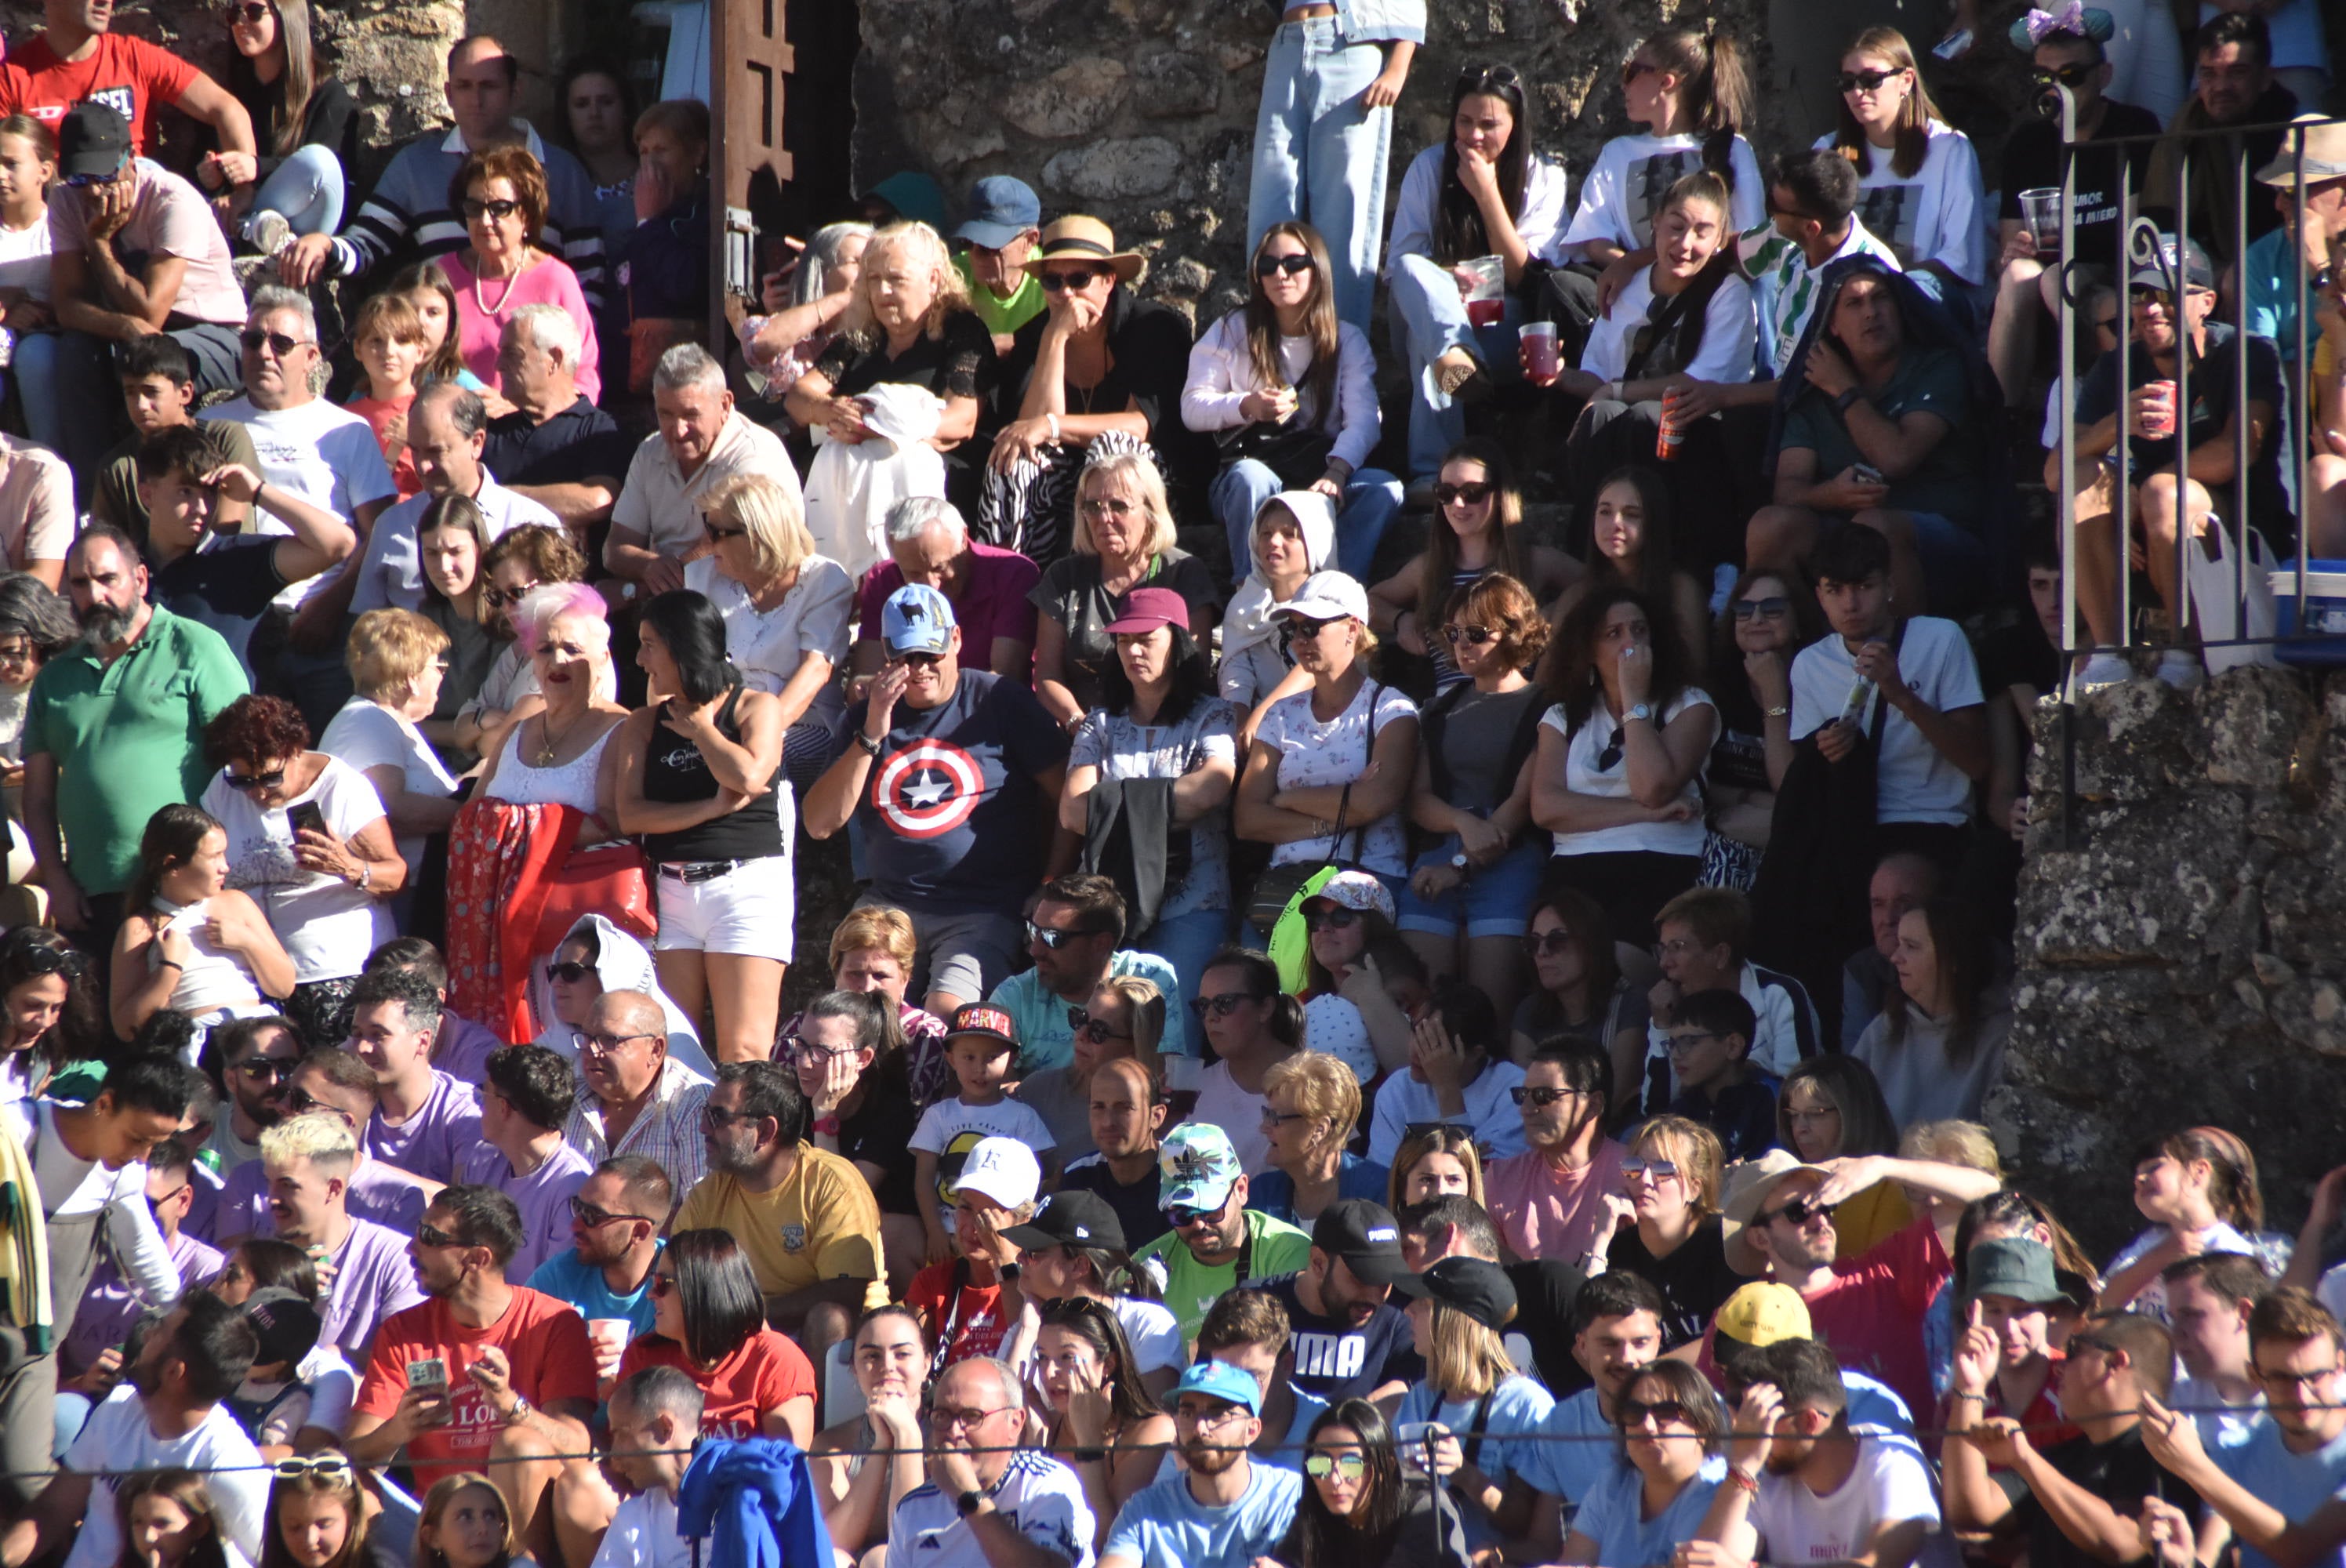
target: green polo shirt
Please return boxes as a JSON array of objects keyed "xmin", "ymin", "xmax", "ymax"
[
  {"xmin": 953, "ymin": 253, "xmax": 1045, "ymax": 338},
  {"xmin": 24, "ymin": 604, "xmax": 249, "ymax": 895}
]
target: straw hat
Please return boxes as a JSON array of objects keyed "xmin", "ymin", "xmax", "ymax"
[{"xmin": 1022, "ymin": 215, "xmax": 1148, "ymax": 285}]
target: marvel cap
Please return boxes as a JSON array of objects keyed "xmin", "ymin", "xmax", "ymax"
[
  {"xmin": 1001, "ymin": 1189, "xmax": 1125, "ymax": 1254},
  {"xmin": 1311, "ymin": 1198, "xmax": 1407, "ymax": 1286},
  {"xmin": 883, "ymin": 583, "xmax": 955, "ymax": 656},
  {"xmin": 946, "ymin": 1003, "xmax": 1019, "ymax": 1054},
  {"xmin": 1712, "ymin": 1282, "xmax": 1812, "ymax": 1352},
  {"xmin": 1158, "ymin": 1123, "xmax": 1243, "ymax": 1214},
  {"xmin": 57, "ymin": 102, "xmax": 133, "ymax": 182},
  {"xmin": 1388, "ymin": 1254, "xmax": 1517, "ymax": 1332},
  {"xmin": 956, "ymin": 175, "xmax": 1042, "ymax": 250},
  {"xmin": 243, "ymin": 1287, "xmax": 324, "ymax": 1369},
  {"xmin": 1164, "ymin": 1358, "xmax": 1264, "ymax": 1415},
  {"xmin": 953, "ymin": 1136, "xmax": 1041, "ymax": 1210}
]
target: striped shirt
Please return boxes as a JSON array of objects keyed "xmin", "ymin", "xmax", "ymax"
[{"xmin": 563, "ymin": 1055, "xmax": 713, "ymax": 1197}]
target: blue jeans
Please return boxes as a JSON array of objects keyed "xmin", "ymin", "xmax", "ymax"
[
  {"xmin": 16, "ymin": 332, "xmax": 120, "ymax": 489},
  {"xmin": 1388, "ymin": 253, "xmax": 1523, "ymax": 477},
  {"xmin": 1211, "ymin": 459, "xmax": 1405, "ymax": 582},
  {"xmin": 1247, "ymin": 18, "xmax": 1393, "ymax": 336},
  {"xmin": 1132, "ymin": 905, "xmax": 1230, "ymax": 1058},
  {"xmin": 251, "ymin": 143, "xmax": 347, "ymax": 237}
]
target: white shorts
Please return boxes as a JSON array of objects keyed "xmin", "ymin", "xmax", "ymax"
[{"xmin": 652, "ymin": 853, "xmax": 796, "ymax": 960}]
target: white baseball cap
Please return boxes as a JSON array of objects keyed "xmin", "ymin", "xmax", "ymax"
[
  {"xmin": 953, "ymin": 1136, "xmax": 1041, "ymax": 1210},
  {"xmin": 1271, "ymin": 570, "xmax": 1371, "ymax": 626}
]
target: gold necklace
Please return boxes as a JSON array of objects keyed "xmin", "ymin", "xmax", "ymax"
[{"xmin": 535, "ymin": 706, "xmax": 585, "ymax": 767}]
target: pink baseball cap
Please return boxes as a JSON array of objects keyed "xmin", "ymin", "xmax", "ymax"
[{"xmin": 1102, "ymin": 586, "xmax": 1190, "ymax": 635}]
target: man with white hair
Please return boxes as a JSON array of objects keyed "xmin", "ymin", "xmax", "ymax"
[
  {"xmin": 256, "ymin": 1112, "xmax": 426, "ymax": 1360},
  {"xmin": 850, "ymin": 497, "xmax": 1039, "ymax": 683},
  {"xmin": 889, "ymin": 1355, "xmax": 1095, "ymax": 1568},
  {"xmin": 331, "ymin": 382, "xmax": 560, "ymax": 615},
  {"xmin": 606, "ymin": 343, "xmax": 800, "ymax": 597},
  {"xmin": 484, "ymin": 304, "xmax": 630, "ymax": 537}
]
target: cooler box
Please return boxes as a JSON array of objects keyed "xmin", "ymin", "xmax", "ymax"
[{"xmin": 2270, "ymin": 562, "xmax": 2346, "ymax": 664}]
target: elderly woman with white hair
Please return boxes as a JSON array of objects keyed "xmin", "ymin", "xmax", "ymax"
[
  {"xmin": 447, "ymin": 581, "xmax": 652, "ymax": 1041},
  {"xmin": 848, "ymin": 496, "xmax": 1040, "ymax": 684},
  {"xmin": 783, "ymin": 220, "xmax": 998, "ymax": 579},
  {"xmin": 1032, "ymin": 449, "xmax": 1222, "ymax": 730},
  {"xmin": 685, "ymin": 473, "xmax": 855, "ymax": 791}
]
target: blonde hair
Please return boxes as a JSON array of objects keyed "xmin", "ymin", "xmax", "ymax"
[
  {"xmin": 1427, "ymin": 1301, "xmax": 1516, "ymax": 1399},
  {"xmin": 704, "ymin": 472, "xmax": 816, "ymax": 582},
  {"xmin": 848, "ymin": 221, "xmax": 972, "ymax": 343},
  {"xmin": 415, "ymin": 1474, "xmax": 516, "ymax": 1568},
  {"xmin": 1900, "ymin": 1119, "xmax": 2003, "ymax": 1178},
  {"xmin": 829, "ymin": 905, "xmax": 918, "ymax": 972},
  {"xmin": 1093, "ymin": 975, "xmax": 1167, "ymax": 1064},
  {"xmin": 1073, "ymin": 451, "xmax": 1179, "ymax": 559},
  {"xmin": 260, "ymin": 1111, "xmax": 358, "ymax": 1178},
  {"xmin": 1632, "ymin": 1115, "xmax": 1724, "ymax": 1217},
  {"xmin": 1262, "ymin": 1051, "xmax": 1362, "ymax": 1149},
  {"xmin": 347, "ymin": 608, "xmax": 452, "ymax": 701}
]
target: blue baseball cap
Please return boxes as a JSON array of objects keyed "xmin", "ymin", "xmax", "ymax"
[
  {"xmin": 882, "ymin": 583, "xmax": 956, "ymax": 655},
  {"xmin": 957, "ymin": 176, "xmax": 1042, "ymax": 251},
  {"xmin": 1164, "ymin": 1359, "xmax": 1264, "ymax": 1415}
]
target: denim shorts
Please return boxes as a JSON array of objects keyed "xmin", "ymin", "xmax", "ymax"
[{"xmin": 1395, "ymin": 839, "xmax": 1547, "ymax": 939}]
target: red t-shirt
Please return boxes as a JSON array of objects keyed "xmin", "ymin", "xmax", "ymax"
[
  {"xmin": 346, "ymin": 394, "xmax": 421, "ymax": 499},
  {"xmin": 2, "ymin": 34, "xmax": 197, "ymax": 155},
  {"xmin": 353, "ymin": 1288, "xmax": 597, "ymax": 1488},
  {"xmin": 906, "ymin": 1260, "xmax": 1008, "ymax": 1365},
  {"xmin": 615, "ymin": 1328, "xmax": 816, "ymax": 1439}
]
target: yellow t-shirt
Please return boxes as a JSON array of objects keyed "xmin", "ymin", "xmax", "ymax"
[
  {"xmin": 675, "ymin": 1146, "xmax": 888, "ymax": 1310},
  {"xmin": 1831, "ymin": 1179, "xmax": 1914, "ymax": 1260}
]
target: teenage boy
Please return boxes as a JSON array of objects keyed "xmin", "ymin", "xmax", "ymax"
[
  {"xmin": 2164, "ymin": 1252, "xmax": 2270, "ymax": 1448},
  {"xmin": 1947, "ymin": 1237, "xmax": 2079, "ymax": 1445},
  {"xmin": 1662, "ymin": 989, "xmax": 1778, "ymax": 1160},
  {"xmin": 93, "ymin": 335, "xmax": 262, "ymax": 544},
  {"xmin": 908, "ymin": 1004, "xmax": 1058, "ymax": 1263}
]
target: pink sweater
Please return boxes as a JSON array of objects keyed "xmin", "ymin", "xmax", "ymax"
[{"xmin": 434, "ymin": 250, "xmax": 602, "ymax": 405}]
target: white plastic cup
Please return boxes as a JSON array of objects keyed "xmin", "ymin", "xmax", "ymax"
[
  {"xmin": 2019, "ymin": 188, "xmax": 2063, "ymax": 251},
  {"xmin": 587, "ymin": 1317, "xmax": 632, "ymax": 1375},
  {"xmin": 1520, "ymin": 320, "xmax": 1561, "ymax": 379}
]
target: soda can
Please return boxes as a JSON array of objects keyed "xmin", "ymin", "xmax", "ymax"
[{"xmin": 1655, "ymin": 387, "xmax": 1684, "ymax": 462}]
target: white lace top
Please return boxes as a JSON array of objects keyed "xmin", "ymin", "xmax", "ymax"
[
  {"xmin": 147, "ymin": 896, "xmax": 265, "ymax": 1020},
  {"xmin": 486, "ymin": 721, "xmax": 618, "ymax": 813}
]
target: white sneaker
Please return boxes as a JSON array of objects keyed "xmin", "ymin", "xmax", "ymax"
[
  {"xmin": 2157, "ymin": 648, "xmax": 2206, "ymax": 690},
  {"xmin": 244, "ymin": 209, "xmax": 291, "ymax": 260},
  {"xmin": 2075, "ymin": 652, "xmax": 2132, "ymax": 691}
]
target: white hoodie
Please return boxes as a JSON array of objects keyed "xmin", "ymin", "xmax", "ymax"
[
  {"xmin": 529, "ymin": 912, "xmax": 716, "ymax": 1080},
  {"xmin": 1216, "ymin": 488, "xmax": 1335, "ymax": 710}
]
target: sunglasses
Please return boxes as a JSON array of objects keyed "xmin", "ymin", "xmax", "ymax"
[
  {"xmin": 1620, "ymin": 1156, "xmax": 1682, "ymax": 1181},
  {"xmin": 649, "ymin": 1272, "xmax": 677, "ymax": 1297},
  {"xmin": 1762, "ymin": 1196, "xmax": 1825, "ymax": 1228},
  {"xmin": 481, "ymin": 581, "xmax": 540, "ymax": 610},
  {"xmin": 1444, "ymin": 623, "xmax": 1498, "ymax": 646},
  {"xmin": 2131, "ymin": 285, "xmax": 2178, "ymax": 309},
  {"xmin": 1596, "ymin": 727, "xmax": 1626, "ymax": 772},
  {"xmin": 225, "ymin": 0, "xmax": 272, "ymax": 20},
  {"xmin": 1436, "ymin": 481, "xmax": 1494, "ymax": 508},
  {"xmin": 1617, "ymin": 1397, "xmax": 1693, "ymax": 1429},
  {"xmin": 1278, "ymin": 614, "xmax": 1346, "ymax": 641},
  {"xmin": 1190, "ymin": 990, "xmax": 1266, "ymax": 1018},
  {"xmin": 462, "ymin": 197, "xmax": 523, "ymax": 223},
  {"xmin": 234, "ymin": 1055, "xmax": 297, "ymax": 1082},
  {"xmin": 1028, "ymin": 919, "xmax": 1109, "ymax": 949},
  {"xmin": 2032, "ymin": 61, "xmax": 2098, "ymax": 88},
  {"xmin": 1040, "ymin": 268, "xmax": 1109, "ymax": 292},
  {"xmin": 1255, "ymin": 253, "xmax": 1316, "ymax": 278},
  {"xmin": 1509, "ymin": 1085, "xmax": 1582, "ymax": 1108},
  {"xmin": 238, "ymin": 328, "xmax": 307, "ymax": 358},
  {"xmin": 703, "ymin": 521, "xmax": 748, "ymax": 543},
  {"xmin": 64, "ymin": 165, "xmax": 125, "ymax": 188},
  {"xmin": 13, "ymin": 943, "xmax": 88, "ymax": 980},
  {"xmin": 1522, "ymin": 929, "xmax": 1576, "ymax": 957},
  {"xmin": 1458, "ymin": 62, "xmax": 1522, "ymax": 89},
  {"xmin": 568, "ymin": 1195, "xmax": 656, "ymax": 1228},
  {"xmin": 1304, "ymin": 906, "xmax": 1362, "ymax": 933},
  {"xmin": 547, "ymin": 960, "xmax": 596, "ymax": 984},
  {"xmin": 1731, "ymin": 596, "xmax": 1790, "ymax": 622},
  {"xmin": 280, "ymin": 1087, "xmax": 352, "ymax": 1123},
  {"xmin": 1304, "ymin": 1452, "xmax": 1367, "ymax": 1479},
  {"xmin": 1837, "ymin": 67, "xmax": 1905, "ymax": 93},
  {"xmin": 1620, "ymin": 60, "xmax": 1661, "ymax": 83},
  {"xmin": 415, "ymin": 1221, "xmax": 463, "ymax": 1250},
  {"xmin": 220, "ymin": 766, "xmax": 287, "ymax": 792},
  {"xmin": 271, "ymin": 1456, "xmax": 353, "ymax": 1481},
  {"xmin": 1066, "ymin": 1007, "xmax": 1132, "ymax": 1044},
  {"xmin": 886, "ymin": 650, "xmax": 946, "ymax": 670},
  {"xmin": 1165, "ymin": 1197, "xmax": 1229, "ymax": 1226}
]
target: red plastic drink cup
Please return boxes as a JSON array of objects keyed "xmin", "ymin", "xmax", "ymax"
[{"xmin": 1520, "ymin": 321, "xmax": 1560, "ymax": 379}]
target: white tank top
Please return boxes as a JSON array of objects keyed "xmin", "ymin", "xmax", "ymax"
[
  {"xmin": 487, "ymin": 720, "xmax": 619, "ymax": 814},
  {"xmin": 149, "ymin": 896, "xmax": 265, "ymax": 1020}
]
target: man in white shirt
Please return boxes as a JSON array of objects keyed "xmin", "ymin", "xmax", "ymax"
[
  {"xmin": 607, "ymin": 343, "xmax": 799, "ymax": 595},
  {"xmin": 1687, "ymin": 1338, "xmax": 1941, "ymax": 1568},
  {"xmin": 0, "ymin": 1055, "xmax": 202, "ymax": 1510},
  {"xmin": 890, "ymin": 1356, "xmax": 1095, "ymax": 1568},
  {"xmin": 2164, "ymin": 1252, "xmax": 2269, "ymax": 1449},
  {"xmin": 587, "ymin": 1364, "xmax": 704, "ymax": 1568},
  {"xmin": 0, "ymin": 1294, "xmax": 268, "ymax": 1568}
]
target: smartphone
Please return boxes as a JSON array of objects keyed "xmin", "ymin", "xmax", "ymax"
[
  {"xmin": 406, "ymin": 1356, "xmax": 448, "ymax": 1391},
  {"xmin": 288, "ymin": 801, "xmax": 329, "ymax": 840},
  {"xmin": 1851, "ymin": 462, "xmax": 1885, "ymax": 486}
]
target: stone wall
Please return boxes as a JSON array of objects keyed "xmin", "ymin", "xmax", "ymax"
[{"xmin": 1996, "ymin": 666, "xmax": 2346, "ymax": 1258}]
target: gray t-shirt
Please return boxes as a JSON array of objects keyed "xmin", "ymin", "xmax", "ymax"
[
  {"xmin": 1424, "ymin": 683, "xmax": 1546, "ymax": 816},
  {"xmin": 1070, "ymin": 695, "xmax": 1242, "ymax": 918}
]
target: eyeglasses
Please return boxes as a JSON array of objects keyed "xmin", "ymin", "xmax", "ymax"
[
  {"xmin": 415, "ymin": 1221, "xmax": 464, "ymax": 1250},
  {"xmin": 1027, "ymin": 919, "xmax": 1109, "ymax": 949},
  {"xmin": 933, "ymin": 1403, "xmax": 1016, "ymax": 1429},
  {"xmin": 1255, "ymin": 253, "xmax": 1315, "ymax": 278},
  {"xmin": 1175, "ymin": 1399, "xmax": 1251, "ymax": 1428},
  {"xmin": 1760, "ymin": 1196, "xmax": 1825, "ymax": 1228},
  {"xmin": 1066, "ymin": 1007, "xmax": 1132, "ymax": 1045},
  {"xmin": 1617, "ymin": 1397, "xmax": 1693, "ymax": 1429},
  {"xmin": 649, "ymin": 1271, "xmax": 677, "ymax": 1297},
  {"xmin": 462, "ymin": 197, "xmax": 523, "ymax": 223},
  {"xmin": 481, "ymin": 581, "xmax": 541, "ymax": 610},
  {"xmin": 1435, "ymin": 481, "xmax": 1494, "ymax": 508},
  {"xmin": 1522, "ymin": 929, "xmax": 1576, "ymax": 957},
  {"xmin": 703, "ymin": 521, "xmax": 748, "ymax": 543},
  {"xmin": 568, "ymin": 1195, "xmax": 656, "ymax": 1228},
  {"xmin": 1189, "ymin": 991, "xmax": 1266, "ymax": 1019},
  {"xmin": 703, "ymin": 1102, "xmax": 768, "ymax": 1129},
  {"xmin": 271, "ymin": 1456, "xmax": 352, "ymax": 1481},
  {"xmin": 1510, "ymin": 1085, "xmax": 1582, "ymax": 1108},
  {"xmin": 1304, "ymin": 906, "xmax": 1362, "ymax": 934},
  {"xmin": 1039, "ymin": 269, "xmax": 1109, "ymax": 293},
  {"xmin": 1444, "ymin": 623, "xmax": 1498, "ymax": 646},
  {"xmin": 1620, "ymin": 1157, "xmax": 1682, "ymax": 1181},
  {"xmin": 1596, "ymin": 728, "xmax": 1626, "ymax": 772},
  {"xmin": 787, "ymin": 1033, "xmax": 860, "ymax": 1063},
  {"xmin": 1731, "ymin": 597, "xmax": 1790, "ymax": 622},
  {"xmin": 2256, "ymin": 1363, "xmax": 2345, "ymax": 1389},
  {"xmin": 579, "ymin": 1032, "xmax": 658, "ymax": 1056},
  {"xmin": 1258, "ymin": 1107, "xmax": 1314, "ymax": 1131},
  {"xmin": 1664, "ymin": 1031, "xmax": 1723, "ymax": 1054},
  {"xmin": 234, "ymin": 1055, "xmax": 298, "ymax": 1082},
  {"xmin": 1837, "ymin": 67, "xmax": 1904, "ymax": 93},
  {"xmin": 547, "ymin": 960, "xmax": 597, "ymax": 984},
  {"xmin": 238, "ymin": 328, "xmax": 308, "ymax": 358},
  {"xmin": 281, "ymin": 1087, "xmax": 354, "ymax": 1124},
  {"xmin": 220, "ymin": 766, "xmax": 287, "ymax": 791},
  {"xmin": 2068, "ymin": 1334, "xmax": 2121, "ymax": 1359},
  {"xmin": 2032, "ymin": 61, "xmax": 2098, "ymax": 89},
  {"xmin": 1304, "ymin": 1451, "xmax": 1367, "ymax": 1479},
  {"xmin": 1767, "ymin": 199, "xmax": 1819, "ymax": 224}
]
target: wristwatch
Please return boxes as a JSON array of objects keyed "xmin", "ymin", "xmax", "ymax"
[
  {"xmin": 1626, "ymin": 702, "xmax": 1654, "ymax": 723},
  {"xmin": 503, "ymin": 1392, "xmax": 532, "ymax": 1425},
  {"xmin": 855, "ymin": 730, "xmax": 884, "ymax": 759},
  {"xmin": 1450, "ymin": 851, "xmax": 1469, "ymax": 872},
  {"xmin": 956, "ymin": 1489, "xmax": 987, "ymax": 1518}
]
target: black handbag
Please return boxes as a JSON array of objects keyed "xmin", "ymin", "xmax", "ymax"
[
  {"xmin": 1218, "ymin": 419, "xmax": 1338, "ymax": 489},
  {"xmin": 1244, "ymin": 786, "xmax": 1354, "ymax": 935}
]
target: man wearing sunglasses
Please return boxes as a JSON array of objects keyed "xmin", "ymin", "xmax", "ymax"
[
  {"xmin": 1099, "ymin": 1360, "xmax": 1302, "ymax": 1568},
  {"xmin": 208, "ymin": 1047, "xmax": 436, "ymax": 1243},
  {"xmin": 456, "ymin": 1043, "xmax": 593, "ymax": 1285},
  {"xmin": 202, "ymin": 1013, "xmax": 303, "ymax": 1171},
  {"xmin": 808, "ymin": 583, "xmax": 1070, "ymax": 1018},
  {"xmin": 997, "ymin": 873, "xmax": 1177, "ymax": 1154},
  {"xmin": 1132, "ymin": 1123, "xmax": 1313, "ymax": 1338},
  {"xmin": 34, "ymin": 101, "xmax": 249, "ymax": 482},
  {"xmin": 524, "ymin": 1156, "xmax": 671, "ymax": 1349}
]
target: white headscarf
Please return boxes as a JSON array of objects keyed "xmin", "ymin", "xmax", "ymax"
[
  {"xmin": 1219, "ymin": 488, "xmax": 1337, "ymax": 662},
  {"xmin": 530, "ymin": 913, "xmax": 716, "ymax": 1081}
]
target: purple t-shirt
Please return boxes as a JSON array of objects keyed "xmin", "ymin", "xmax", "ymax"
[
  {"xmin": 432, "ymin": 1014, "xmax": 507, "ymax": 1081},
  {"xmin": 318, "ymin": 1217, "xmax": 427, "ymax": 1361},
  {"xmin": 62, "ymin": 1229, "xmax": 224, "ymax": 1377},
  {"xmin": 207, "ymin": 1155, "xmax": 430, "ymax": 1244},
  {"xmin": 364, "ymin": 1071, "xmax": 484, "ymax": 1183},
  {"xmin": 456, "ymin": 1140, "xmax": 594, "ymax": 1284},
  {"xmin": 856, "ymin": 543, "xmax": 1041, "ymax": 663}
]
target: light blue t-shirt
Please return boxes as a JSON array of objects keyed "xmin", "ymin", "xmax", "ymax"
[
  {"xmin": 524, "ymin": 1241, "xmax": 665, "ymax": 1337},
  {"xmin": 1103, "ymin": 1462, "xmax": 1303, "ymax": 1568},
  {"xmin": 1152, "ymin": 1383, "xmax": 1331, "ymax": 1487},
  {"xmin": 1395, "ymin": 1374, "xmax": 1556, "ymax": 1548},
  {"xmin": 990, "ymin": 949, "xmax": 1186, "ymax": 1073},
  {"xmin": 1571, "ymin": 1454, "xmax": 1726, "ymax": 1566},
  {"xmin": 1528, "ymin": 1386, "xmax": 1615, "ymax": 1509},
  {"xmin": 2213, "ymin": 1417, "xmax": 2346, "ymax": 1568}
]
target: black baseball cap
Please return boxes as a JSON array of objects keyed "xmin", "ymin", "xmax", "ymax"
[
  {"xmin": 1312, "ymin": 1199, "xmax": 1407, "ymax": 1286},
  {"xmin": 1000, "ymin": 1189, "xmax": 1127, "ymax": 1254},
  {"xmin": 57, "ymin": 102, "xmax": 133, "ymax": 182},
  {"xmin": 244, "ymin": 1287, "xmax": 323, "ymax": 1368},
  {"xmin": 1389, "ymin": 1254, "xmax": 1518, "ymax": 1332}
]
